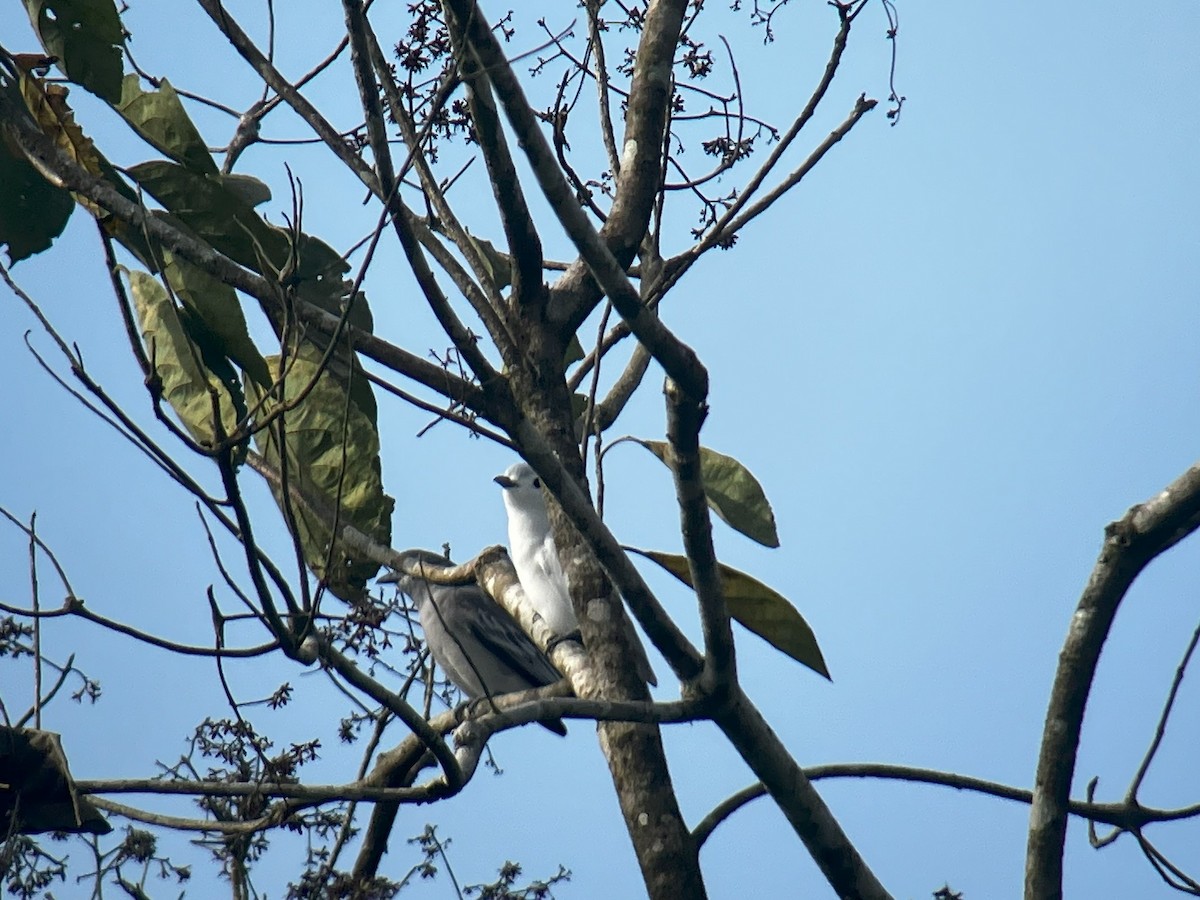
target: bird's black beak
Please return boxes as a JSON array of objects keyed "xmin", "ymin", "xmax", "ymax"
[
  {"xmin": 494, "ymin": 474, "xmax": 516, "ymax": 488},
  {"xmin": 377, "ymin": 569, "xmax": 402, "ymax": 584}
]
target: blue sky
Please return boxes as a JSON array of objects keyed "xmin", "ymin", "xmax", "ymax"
[{"xmin": 2, "ymin": 1, "xmax": 1199, "ymax": 897}]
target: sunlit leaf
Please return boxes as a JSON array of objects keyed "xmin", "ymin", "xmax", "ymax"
[
  {"xmin": 629, "ymin": 548, "xmax": 829, "ymax": 679},
  {"xmin": 115, "ymin": 75, "xmax": 217, "ymax": 175},
  {"xmin": 127, "ymin": 269, "xmax": 248, "ymax": 460},
  {"xmin": 635, "ymin": 440, "xmax": 780, "ymax": 548},
  {"xmin": 24, "ymin": 0, "xmax": 124, "ymax": 103},
  {"xmin": 246, "ymin": 345, "xmax": 393, "ymax": 602},
  {"xmin": 19, "ymin": 77, "xmax": 102, "ymax": 181}
]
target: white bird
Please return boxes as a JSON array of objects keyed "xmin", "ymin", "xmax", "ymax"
[
  {"xmin": 380, "ymin": 550, "xmax": 567, "ymax": 735},
  {"xmin": 495, "ymin": 462, "xmax": 657, "ymax": 686}
]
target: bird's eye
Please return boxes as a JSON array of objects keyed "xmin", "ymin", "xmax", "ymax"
[{"xmin": 532, "ymin": 478, "xmax": 541, "ymax": 488}]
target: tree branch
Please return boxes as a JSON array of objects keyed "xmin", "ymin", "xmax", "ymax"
[
  {"xmin": 1026, "ymin": 460, "xmax": 1200, "ymax": 900},
  {"xmin": 714, "ymin": 687, "xmax": 893, "ymax": 900},
  {"xmin": 664, "ymin": 378, "xmax": 735, "ymax": 688},
  {"xmin": 550, "ymin": 0, "xmax": 690, "ymax": 330},
  {"xmin": 443, "ymin": 2, "xmax": 545, "ymax": 310},
  {"xmin": 693, "ymin": 761, "xmax": 1200, "ymax": 850},
  {"xmin": 443, "ymin": 0, "xmax": 709, "ymax": 403}
]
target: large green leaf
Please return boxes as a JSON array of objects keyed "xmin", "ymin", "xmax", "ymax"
[
  {"xmin": 127, "ymin": 159, "xmax": 277, "ymax": 265},
  {"xmin": 162, "ymin": 251, "xmax": 272, "ymax": 388},
  {"xmin": 127, "ymin": 269, "xmax": 248, "ymax": 460},
  {"xmin": 24, "ymin": 0, "xmax": 124, "ymax": 103},
  {"xmin": 635, "ymin": 440, "xmax": 780, "ymax": 548},
  {"xmin": 629, "ymin": 548, "xmax": 829, "ymax": 679},
  {"xmin": 246, "ymin": 345, "xmax": 393, "ymax": 602},
  {"xmin": 115, "ymin": 75, "xmax": 217, "ymax": 175}
]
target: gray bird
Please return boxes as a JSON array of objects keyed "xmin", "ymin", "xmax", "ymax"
[
  {"xmin": 495, "ymin": 462, "xmax": 658, "ymax": 687},
  {"xmin": 380, "ymin": 551, "xmax": 567, "ymax": 735}
]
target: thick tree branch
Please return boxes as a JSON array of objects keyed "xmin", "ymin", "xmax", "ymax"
[
  {"xmin": 444, "ymin": 0, "xmax": 707, "ymax": 402},
  {"xmin": 714, "ymin": 686, "xmax": 893, "ymax": 900},
  {"xmin": 1026, "ymin": 460, "xmax": 1200, "ymax": 900},
  {"xmin": 343, "ymin": 0, "xmax": 501, "ymax": 389},
  {"xmin": 550, "ymin": 0, "xmax": 689, "ymax": 329},
  {"xmin": 361, "ymin": 26, "xmax": 518, "ymax": 360},
  {"xmin": 443, "ymin": 2, "xmax": 545, "ymax": 311},
  {"xmin": 197, "ymin": 0, "xmax": 379, "ymax": 192}
]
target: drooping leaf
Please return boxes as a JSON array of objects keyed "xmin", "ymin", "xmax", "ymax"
[
  {"xmin": 218, "ymin": 173, "xmax": 272, "ymax": 207},
  {"xmin": 635, "ymin": 440, "xmax": 780, "ymax": 548},
  {"xmin": 18, "ymin": 77, "xmax": 103, "ymax": 181},
  {"xmin": 162, "ymin": 251, "xmax": 272, "ymax": 388},
  {"xmin": 24, "ymin": 0, "xmax": 124, "ymax": 103},
  {"xmin": 127, "ymin": 160, "xmax": 372, "ymax": 332},
  {"xmin": 0, "ymin": 727, "xmax": 112, "ymax": 835},
  {"xmin": 0, "ymin": 144, "xmax": 72, "ymax": 262},
  {"xmin": 0, "ymin": 71, "xmax": 72, "ymax": 262},
  {"xmin": 115, "ymin": 75, "xmax": 217, "ymax": 175},
  {"xmin": 10, "ymin": 67, "xmax": 148, "ymax": 261},
  {"xmin": 127, "ymin": 269, "xmax": 248, "ymax": 460},
  {"xmin": 629, "ymin": 548, "xmax": 829, "ymax": 679},
  {"xmin": 246, "ymin": 344, "xmax": 393, "ymax": 602},
  {"xmin": 127, "ymin": 159, "xmax": 275, "ymax": 263}
]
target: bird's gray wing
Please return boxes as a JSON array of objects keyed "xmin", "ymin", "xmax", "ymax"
[
  {"xmin": 467, "ymin": 612, "xmax": 562, "ymax": 690},
  {"xmin": 425, "ymin": 583, "xmax": 568, "ymax": 736}
]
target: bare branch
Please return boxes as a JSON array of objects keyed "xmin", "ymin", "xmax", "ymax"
[
  {"xmin": 714, "ymin": 688, "xmax": 893, "ymax": 900},
  {"xmin": 443, "ymin": 2, "xmax": 545, "ymax": 308},
  {"xmin": 1027, "ymin": 460, "xmax": 1200, "ymax": 900},
  {"xmin": 664, "ymin": 378, "xmax": 735, "ymax": 687}
]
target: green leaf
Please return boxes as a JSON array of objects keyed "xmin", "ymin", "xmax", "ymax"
[
  {"xmin": 464, "ymin": 230, "xmax": 512, "ymax": 291},
  {"xmin": 0, "ymin": 142, "xmax": 72, "ymax": 262},
  {"xmin": 635, "ymin": 440, "xmax": 780, "ymax": 548},
  {"xmin": 24, "ymin": 0, "xmax": 124, "ymax": 103},
  {"xmin": 629, "ymin": 548, "xmax": 829, "ymax": 679},
  {"xmin": 115, "ymin": 75, "xmax": 217, "ymax": 175},
  {"xmin": 428, "ymin": 220, "xmax": 512, "ymax": 291},
  {"xmin": 127, "ymin": 159, "xmax": 275, "ymax": 264},
  {"xmin": 127, "ymin": 161, "xmax": 372, "ymax": 332},
  {"xmin": 0, "ymin": 76, "xmax": 72, "ymax": 262},
  {"xmin": 246, "ymin": 345, "xmax": 393, "ymax": 602},
  {"xmin": 12, "ymin": 67, "xmax": 150, "ymax": 263},
  {"xmin": 564, "ymin": 333, "xmax": 585, "ymax": 367},
  {"xmin": 127, "ymin": 269, "xmax": 248, "ymax": 460},
  {"xmin": 217, "ymin": 173, "xmax": 272, "ymax": 208},
  {"xmin": 162, "ymin": 251, "xmax": 272, "ymax": 388}
]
